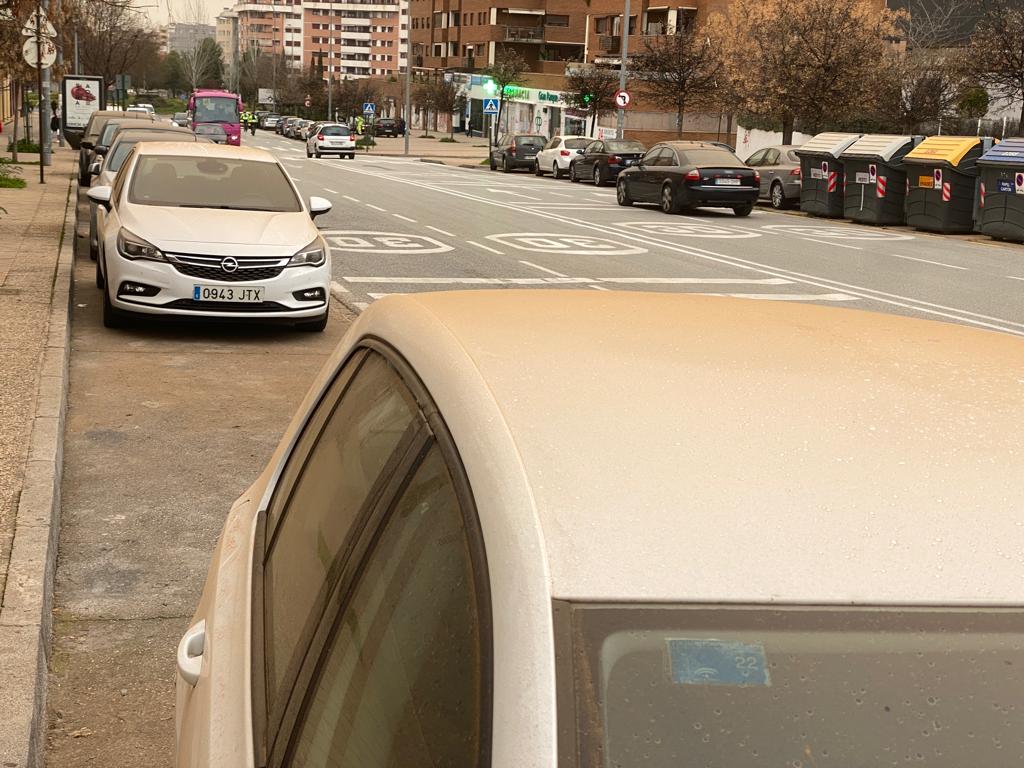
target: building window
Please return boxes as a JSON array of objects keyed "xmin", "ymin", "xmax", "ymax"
[{"xmin": 546, "ymin": 14, "xmax": 569, "ymax": 26}]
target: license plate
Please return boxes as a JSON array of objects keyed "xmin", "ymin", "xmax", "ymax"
[
  {"xmin": 716, "ymin": 177, "xmax": 741, "ymax": 186},
  {"xmin": 193, "ymin": 285, "xmax": 265, "ymax": 303}
]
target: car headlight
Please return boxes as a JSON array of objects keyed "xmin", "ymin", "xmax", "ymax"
[
  {"xmin": 288, "ymin": 238, "xmax": 327, "ymax": 267},
  {"xmin": 117, "ymin": 228, "xmax": 166, "ymax": 261}
]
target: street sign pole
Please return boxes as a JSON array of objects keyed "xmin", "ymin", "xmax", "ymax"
[
  {"xmin": 34, "ymin": 4, "xmax": 45, "ymax": 182},
  {"xmin": 403, "ymin": 54, "xmax": 411, "ymax": 157},
  {"xmin": 616, "ymin": 0, "xmax": 630, "ymax": 140}
]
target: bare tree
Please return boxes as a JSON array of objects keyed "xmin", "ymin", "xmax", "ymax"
[
  {"xmin": 73, "ymin": 0, "xmax": 157, "ymax": 89},
  {"xmin": 481, "ymin": 47, "xmax": 527, "ymax": 139},
  {"xmin": 169, "ymin": 0, "xmax": 223, "ymax": 90},
  {"xmin": 563, "ymin": 66, "xmax": 618, "ymax": 136},
  {"xmin": 631, "ymin": 26, "xmax": 720, "ymax": 138},
  {"xmin": 969, "ymin": 0, "xmax": 1024, "ymax": 125},
  {"xmin": 709, "ymin": 0, "xmax": 902, "ymax": 143}
]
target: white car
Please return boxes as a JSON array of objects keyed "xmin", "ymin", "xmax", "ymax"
[
  {"xmin": 174, "ymin": 290, "xmax": 1024, "ymax": 768},
  {"xmin": 534, "ymin": 134, "xmax": 593, "ymax": 178},
  {"xmin": 306, "ymin": 122, "xmax": 356, "ymax": 159},
  {"xmin": 87, "ymin": 142, "xmax": 332, "ymax": 331}
]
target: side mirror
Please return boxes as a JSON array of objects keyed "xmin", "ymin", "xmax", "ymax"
[
  {"xmin": 89, "ymin": 161, "xmax": 101, "ymax": 176},
  {"xmin": 81, "ymin": 140, "xmax": 94, "ymax": 150},
  {"xmin": 95, "ymin": 145, "xmax": 109, "ymax": 156},
  {"xmin": 308, "ymin": 196, "xmax": 332, "ymax": 219},
  {"xmin": 87, "ymin": 185, "xmax": 112, "ymax": 210},
  {"xmin": 577, "ymin": 148, "xmax": 585, "ymax": 154}
]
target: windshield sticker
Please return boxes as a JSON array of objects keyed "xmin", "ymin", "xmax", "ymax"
[{"xmin": 667, "ymin": 639, "xmax": 771, "ymax": 687}]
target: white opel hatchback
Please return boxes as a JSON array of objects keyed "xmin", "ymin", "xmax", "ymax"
[
  {"xmin": 175, "ymin": 291, "xmax": 1024, "ymax": 768},
  {"xmin": 88, "ymin": 143, "xmax": 332, "ymax": 331}
]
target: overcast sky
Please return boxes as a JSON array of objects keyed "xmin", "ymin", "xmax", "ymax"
[{"xmin": 142, "ymin": 0, "xmax": 220, "ymax": 27}]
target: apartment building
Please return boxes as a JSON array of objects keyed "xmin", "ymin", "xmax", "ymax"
[
  {"xmin": 303, "ymin": 0, "xmax": 408, "ymax": 78},
  {"xmin": 166, "ymin": 21, "xmax": 218, "ymax": 54}
]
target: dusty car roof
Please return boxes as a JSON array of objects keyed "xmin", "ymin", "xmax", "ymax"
[
  {"xmin": 357, "ymin": 291, "xmax": 1024, "ymax": 605},
  {"xmin": 132, "ymin": 142, "xmax": 278, "ymax": 162}
]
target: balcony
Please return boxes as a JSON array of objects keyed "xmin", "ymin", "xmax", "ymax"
[
  {"xmin": 598, "ymin": 34, "xmax": 620, "ymax": 52},
  {"xmin": 503, "ymin": 25, "xmax": 544, "ymax": 42}
]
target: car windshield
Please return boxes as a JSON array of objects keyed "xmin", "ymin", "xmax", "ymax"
[
  {"xmin": 128, "ymin": 155, "xmax": 301, "ymax": 212},
  {"xmin": 193, "ymin": 96, "xmax": 239, "ymax": 124},
  {"xmin": 558, "ymin": 604, "xmax": 1024, "ymax": 767},
  {"xmin": 680, "ymin": 149, "xmax": 744, "ymax": 166},
  {"xmin": 320, "ymin": 125, "xmax": 350, "ymax": 136},
  {"xmin": 563, "ymin": 138, "xmax": 591, "ymax": 149},
  {"xmin": 605, "ymin": 140, "xmax": 645, "ymax": 153},
  {"xmin": 108, "ymin": 134, "xmax": 193, "ymax": 172}
]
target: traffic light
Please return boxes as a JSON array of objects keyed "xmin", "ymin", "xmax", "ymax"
[{"xmin": 583, "ymin": 93, "xmax": 594, "ymax": 105}]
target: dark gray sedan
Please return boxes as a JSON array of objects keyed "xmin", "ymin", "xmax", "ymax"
[{"xmin": 745, "ymin": 145, "xmax": 802, "ymax": 209}]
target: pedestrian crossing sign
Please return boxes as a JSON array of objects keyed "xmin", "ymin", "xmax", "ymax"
[
  {"xmin": 483, "ymin": 98, "xmax": 500, "ymax": 115},
  {"xmin": 362, "ymin": 102, "xmax": 376, "ymax": 115}
]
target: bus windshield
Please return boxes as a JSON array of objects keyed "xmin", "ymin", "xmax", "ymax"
[{"xmin": 193, "ymin": 97, "xmax": 239, "ymax": 124}]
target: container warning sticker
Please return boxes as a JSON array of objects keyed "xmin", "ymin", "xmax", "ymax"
[
  {"xmin": 810, "ymin": 168, "xmax": 824, "ymax": 180},
  {"xmin": 998, "ymin": 180, "xmax": 1013, "ymax": 194},
  {"xmin": 1015, "ymin": 172, "xmax": 1024, "ymax": 194},
  {"xmin": 919, "ymin": 175, "xmax": 934, "ymax": 189},
  {"xmin": 668, "ymin": 639, "xmax": 771, "ymax": 687},
  {"xmin": 855, "ymin": 172, "xmax": 870, "ymax": 184}
]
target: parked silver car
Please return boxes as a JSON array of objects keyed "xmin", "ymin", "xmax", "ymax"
[{"xmin": 745, "ymin": 145, "xmax": 802, "ymax": 209}]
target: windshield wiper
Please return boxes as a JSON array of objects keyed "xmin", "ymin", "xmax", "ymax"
[{"xmin": 175, "ymin": 204, "xmax": 281, "ymax": 212}]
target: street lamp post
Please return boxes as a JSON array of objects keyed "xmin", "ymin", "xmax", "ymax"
[
  {"xmin": 616, "ymin": 0, "xmax": 631, "ymax": 140},
  {"xmin": 326, "ymin": 0, "xmax": 333, "ymax": 121}
]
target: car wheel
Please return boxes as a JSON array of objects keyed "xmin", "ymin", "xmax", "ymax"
[
  {"xmin": 616, "ymin": 179, "xmax": 633, "ymax": 207},
  {"xmin": 89, "ymin": 235, "xmax": 98, "ymax": 261},
  {"xmin": 503, "ymin": 155, "xmax": 512, "ymax": 173},
  {"xmin": 570, "ymin": 163, "xmax": 580, "ymax": 183},
  {"xmin": 535, "ymin": 161, "xmax": 544, "ymax": 176},
  {"xmin": 552, "ymin": 162, "xmax": 564, "ymax": 180},
  {"xmin": 660, "ymin": 183, "xmax": 680, "ymax": 214},
  {"xmin": 314, "ymin": 150, "xmax": 322, "ymax": 159},
  {"xmin": 734, "ymin": 202, "xmax": 754, "ymax": 217},
  {"xmin": 489, "ymin": 157, "xmax": 497, "ymax": 171},
  {"xmin": 770, "ymin": 182, "xmax": 786, "ymax": 210},
  {"xmin": 306, "ymin": 146, "xmax": 312, "ymax": 157},
  {"xmin": 594, "ymin": 165, "xmax": 605, "ymax": 187},
  {"xmin": 102, "ymin": 286, "xmax": 129, "ymax": 329},
  {"xmin": 296, "ymin": 308, "xmax": 328, "ymax": 332}
]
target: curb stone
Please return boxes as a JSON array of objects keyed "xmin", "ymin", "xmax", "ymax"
[{"xmin": 0, "ymin": 175, "xmax": 75, "ymax": 768}]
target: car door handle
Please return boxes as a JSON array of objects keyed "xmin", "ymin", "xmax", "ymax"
[{"xmin": 176, "ymin": 619, "xmax": 206, "ymax": 687}]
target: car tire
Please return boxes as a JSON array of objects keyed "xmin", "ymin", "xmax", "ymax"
[
  {"xmin": 552, "ymin": 162, "xmax": 564, "ymax": 180},
  {"xmin": 306, "ymin": 147, "xmax": 312, "ymax": 157},
  {"xmin": 489, "ymin": 157, "xmax": 497, "ymax": 171},
  {"xmin": 770, "ymin": 182, "xmax": 786, "ymax": 210},
  {"xmin": 616, "ymin": 179, "xmax": 633, "ymax": 207},
  {"xmin": 594, "ymin": 165, "xmax": 606, "ymax": 186},
  {"xmin": 314, "ymin": 150, "xmax": 322, "ymax": 159},
  {"xmin": 89, "ymin": 235, "xmax": 98, "ymax": 261},
  {"xmin": 660, "ymin": 183, "xmax": 680, "ymax": 214},
  {"xmin": 733, "ymin": 202, "xmax": 754, "ymax": 217},
  {"xmin": 535, "ymin": 161, "xmax": 545, "ymax": 176},
  {"xmin": 296, "ymin": 308, "xmax": 328, "ymax": 332},
  {"xmin": 570, "ymin": 163, "xmax": 580, "ymax": 183},
  {"xmin": 503, "ymin": 156, "xmax": 512, "ymax": 173},
  {"xmin": 102, "ymin": 286, "xmax": 129, "ymax": 329}
]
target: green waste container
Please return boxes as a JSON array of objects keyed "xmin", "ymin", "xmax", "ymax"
[
  {"xmin": 795, "ymin": 132, "xmax": 862, "ymax": 218},
  {"xmin": 977, "ymin": 138, "xmax": 1024, "ymax": 243},
  {"xmin": 840, "ymin": 134, "xmax": 924, "ymax": 225},
  {"xmin": 903, "ymin": 136, "xmax": 996, "ymax": 234}
]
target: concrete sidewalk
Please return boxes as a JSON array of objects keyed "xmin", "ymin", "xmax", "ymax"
[
  {"xmin": 0, "ymin": 147, "xmax": 75, "ymax": 768},
  {"xmin": 355, "ymin": 131, "xmax": 490, "ymax": 165}
]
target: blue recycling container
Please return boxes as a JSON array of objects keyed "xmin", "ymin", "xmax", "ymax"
[{"xmin": 978, "ymin": 138, "xmax": 1024, "ymax": 243}]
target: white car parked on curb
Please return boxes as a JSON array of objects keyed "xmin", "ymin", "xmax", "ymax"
[
  {"xmin": 306, "ymin": 123, "xmax": 356, "ymax": 159},
  {"xmin": 88, "ymin": 142, "xmax": 333, "ymax": 331},
  {"xmin": 173, "ymin": 290, "xmax": 1024, "ymax": 768},
  {"xmin": 534, "ymin": 135, "xmax": 593, "ymax": 178}
]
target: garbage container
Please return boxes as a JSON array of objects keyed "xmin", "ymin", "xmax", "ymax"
[
  {"xmin": 795, "ymin": 132, "xmax": 862, "ymax": 217},
  {"xmin": 903, "ymin": 136, "xmax": 996, "ymax": 234},
  {"xmin": 840, "ymin": 134, "xmax": 924, "ymax": 225},
  {"xmin": 977, "ymin": 138, "xmax": 1024, "ymax": 243}
]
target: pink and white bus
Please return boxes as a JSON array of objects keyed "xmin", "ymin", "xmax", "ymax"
[{"xmin": 187, "ymin": 89, "xmax": 243, "ymax": 146}]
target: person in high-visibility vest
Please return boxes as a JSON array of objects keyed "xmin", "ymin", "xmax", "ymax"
[{"xmin": 355, "ymin": 115, "xmax": 364, "ymax": 135}]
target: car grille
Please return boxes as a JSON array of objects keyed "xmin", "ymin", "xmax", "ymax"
[
  {"xmin": 167, "ymin": 252, "xmax": 289, "ymax": 283},
  {"xmin": 162, "ymin": 299, "xmax": 292, "ymax": 312}
]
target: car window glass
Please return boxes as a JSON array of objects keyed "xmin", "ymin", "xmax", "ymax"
[
  {"xmin": 564, "ymin": 138, "xmax": 590, "ymax": 150},
  {"xmin": 746, "ymin": 149, "xmax": 765, "ymax": 166},
  {"xmin": 111, "ymin": 151, "xmax": 133, "ymax": 205},
  {"xmin": 545, "ymin": 137, "xmax": 559, "ymax": 150},
  {"xmin": 99, "ymin": 122, "xmax": 121, "ymax": 146},
  {"xmin": 320, "ymin": 125, "xmax": 350, "ymax": 136},
  {"xmin": 287, "ymin": 444, "xmax": 486, "ymax": 768},
  {"xmin": 764, "ymin": 149, "xmax": 781, "ymax": 165},
  {"xmin": 586, "ymin": 142, "xmax": 602, "ymax": 154},
  {"xmin": 679, "ymin": 149, "xmax": 740, "ymax": 166},
  {"xmin": 656, "ymin": 149, "xmax": 677, "ymax": 167},
  {"xmin": 516, "ymin": 136, "xmax": 545, "ymax": 148},
  {"xmin": 641, "ymin": 147, "xmax": 662, "ymax": 165},
  {"xmin": 605, "ymin": 141, "xmax": 644, "ymax": 153},
  {"xmin": 264, "ymin": 353, "xmax": 419, "ymax": 713}
]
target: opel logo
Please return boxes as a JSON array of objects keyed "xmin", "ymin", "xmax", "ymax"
[{"xmin": 220, "ymin": 257, "xmax": 239, "ymax": 273}]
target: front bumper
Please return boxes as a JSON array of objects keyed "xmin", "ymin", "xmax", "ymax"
[{"xmin": 106, "ymin": 251, "xmax": 329, "ymax": 321}]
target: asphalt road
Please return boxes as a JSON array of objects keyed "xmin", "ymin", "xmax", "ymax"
[{"xmin": 254, "ymin": 131, "xmax": 1024, "ymax": 337}]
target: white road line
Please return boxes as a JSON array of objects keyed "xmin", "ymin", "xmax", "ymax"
[
  {"xmin": 1009, "ymin": 275, "xmax": 1024, "ymax": 281},
  {"xmin": 590, "ymin": 285, "xmax": 612, "ymax": 291},
  {"xmin": 343, "ymin": 195, "xmax": 360, "ymax": 202},
  {"xmin": 467, "ymin": 240, "xmax": 504, "ymax": 255},
  {"xmin": 368, "ymin": 292, "xmax": 401, "ymax": 299},
  {"xmin": 290, "ymin": 178, "xmax": 303, "ymax": 182},
  {"xmin": 323, "ymin": 187, "xmax": 340, "ymax": 194},
  {"xmin": 366, "ymin": 203, "xmax": 387, "ymax": 212},
  {"xmin": 426, "ymin": 225, "xmax": 455, "ymax": 237},
  {"xmin": 603, "ymin": 277, "xmax": 791, "ymax": 285},
  {"xmin": 393, "ymin": 213, "xmax": 417, "ymax": 223},
  {"xmin": 330, "ymin": 280, "xmax": 350, "ymax": 294},
  {"xmin": 343, "ymin": 276, "xmax": 594, "ymax": 285},
  {"xmin": 892, "ymin": 254, "xmax": 968, "ymax": 271},
  {"xmin": 800, "ymin": 236, "xmax": 862, "ymax": 251},
  {"xmin": 488, "ymin": 189, "xmax": 541, "ymax": 200},
  {"xmin": 519, "ymin": 260, "xmax": 568, "ymax": 278},
  {"xmin": 550, "ymin": 192, "xmax": 573, "ymax": 198},
  {"xmin": 712, "ymin": 293, "xmax": 858, "ymax": 302}
]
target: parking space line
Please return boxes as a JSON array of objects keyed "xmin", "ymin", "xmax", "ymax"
[
  {"xmin": 393, "ymin": 214, "xmax": 417, "ymax": 223},
  {"xmin": 323, "ymin": 187, "xmax": 339, "ymax": 194},
  {"xmin": 426, "ymin": 225, "xmax": 454, "ymax": 237},
  {"xmin": 519, "ymin": 260, "xmax": 568, "ymax": 278},
  {"xmin": 468, "ymin": 240, "xmax": 504, "ymax": 255},
  {"xmin": 343, "ymin": 195, "xmax": 360, "ymax": 202},
  {"xmin": 604, "ymin": 277, "xmax": 791, "ymax": 285},
  {"xmin": 892, "ymin": 254, "xmax": 968, "ymax": 271},
  {"xmin": 366, "ymin": 203, "xmax": 387, "ymax": 212},
  {"xmin": 712, "ymin": 293, "xmax": 858, "ymax": 302},
  {"xmin": 800, "ymin": 237, "xmax": 862, "ymax": 250},
  {"xmin": 330, "ymin": 280, "xmax": 349, "ymax": 293},
  {"xmin": 1009, "ymin": 275, "xmax": 1024, "ymax": 281}
]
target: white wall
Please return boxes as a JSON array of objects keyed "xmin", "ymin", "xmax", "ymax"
[{"xmin": 735, "ymin": 125, "xmax": 813, "ymax": 162}]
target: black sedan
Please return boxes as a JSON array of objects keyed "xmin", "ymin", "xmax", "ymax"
[
  {"xmin": 569, "ymin": 139, "xmax": 646, "ymax": 186},
  {"xmin": 374, "ymin": 118, "xmax": 402, "ymax": 137},
  {"xmin": 616, "ymin": 142, "xmax": 760, "ymax": 216}
]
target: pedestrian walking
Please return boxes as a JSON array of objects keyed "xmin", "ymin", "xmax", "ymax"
[{"xmin": 50, "ymin": 102, "xmax": 60, "ymax": 135}]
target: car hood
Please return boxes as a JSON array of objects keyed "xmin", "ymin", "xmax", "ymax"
[{"xmin": 120, "ymin": 204, "xmax": 316, "ymax": 254}]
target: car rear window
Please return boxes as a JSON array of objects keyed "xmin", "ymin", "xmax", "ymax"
[
  {"xmin": 679, "ymin": 149, "xmax": 744, "ymax": 167},
  {"xmin": 108, "ymin": 133, "xmax": 195, "ymax": 171},
  {"xmin": 516, "ymin": 136, "xmax": 545, "ymax": 148},
  {"xmin": 605, "ymin": 140, "xmax": 645, "ymax": 153},
  {"xmin": 128, "ymin": 155, "xmax": 301, "ymax": 212},
  {"xmin": 320, "ymin": 125, "xmax": 350, "ymax": 136},
  {"xmin": 564, "ymin": 138, "xmax": 591, "ymax": 149}
]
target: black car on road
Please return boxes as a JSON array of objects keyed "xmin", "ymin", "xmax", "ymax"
[
  {"xmin": 569, "ymin": 139, "xmax": 646, "ymax": 186},
  {"xmin": 374, "ymin": 118, "xmax": 403, "ymax": 137},
  {"xmin": 490, "ymin": 133, "xmax": 547, "ymax": 172},
  {"xmin": 616, "ymin": 142, "xmax": 760, "ymax": 216}
]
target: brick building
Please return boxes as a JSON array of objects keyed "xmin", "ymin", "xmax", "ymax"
[{"xmin": 303, "ymin": 0, "xmax": 408, "ymax": 78}]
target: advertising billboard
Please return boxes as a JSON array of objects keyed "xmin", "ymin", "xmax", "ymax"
[{"xmin": 61, "ymin": 76, "xmax": 105, "ymax": 148}]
